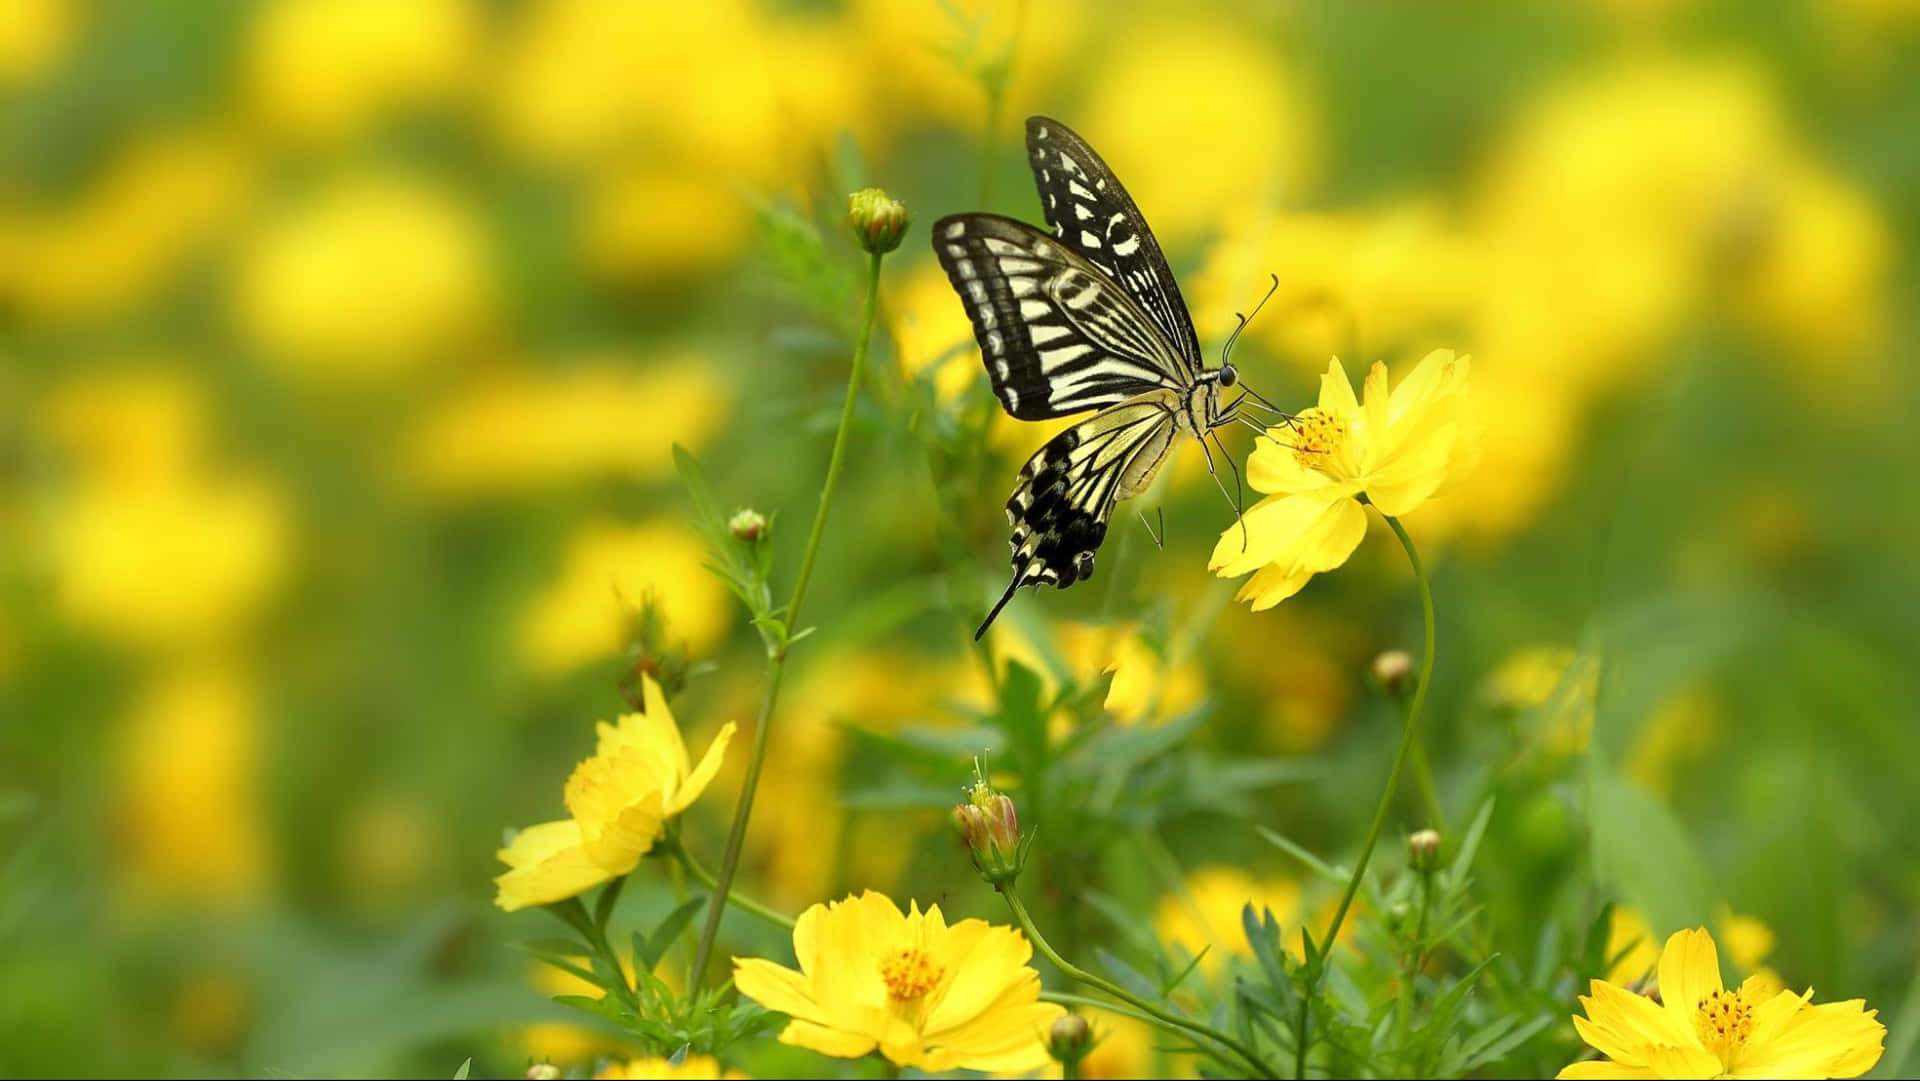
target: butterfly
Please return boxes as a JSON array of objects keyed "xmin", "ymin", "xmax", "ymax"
[{"xmin": 934, "ymin": 116, "xmax": 1282, "ymax": 639}]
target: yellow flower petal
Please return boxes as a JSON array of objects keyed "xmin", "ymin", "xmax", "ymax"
[
  {"xmin": 1210, "ymin": 494, "xmax": 1365, "ymax": 581},
  {"xmin": 778, "ymin": 1017, "xmax": 880, "ymax": 1061},
  {"xmin": 1731, "ymin": 998, "xmax": 1885, "ymax": 1079},
  {"xmin": 1657, "ymin": 928, "xmax": 1725, "ymax": 1022},
  {"xmin": 1319, "ymin": 357, "xmax": 1359, "ymax": 416},
  {"xmin": 668, "ymin": 720, "xmax": 736, "ymax": 817},
  {"xmin": 1557, "ymin": 1060, "xmax": 1661, "ymax": 1079},
  {"xmin": 733, "ymin": 890, "xmax": 1059, "ymax": 1072},
  {"xmin": 563, "ymin": 745, "xmax": 669, "ymax": 870},
  {"xmin": 1245, "ymin": 432, "xmax": 1320, "ymax": 496},
  {"xmin": 493, "ymin": 820, "xmax": 614, "ymax": 911},
  {"xmin": 731, "ymin": 957, "xmax": 827, "ymax": 1024}
]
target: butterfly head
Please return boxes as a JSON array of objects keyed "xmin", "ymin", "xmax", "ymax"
[{"xmin": 1218, "ymin": 364, "xmax": 1238, "ymax": 389}]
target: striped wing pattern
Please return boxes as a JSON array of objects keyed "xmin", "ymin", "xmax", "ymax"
[
  {"xmin": 933, "ymin": 213, "xmax": 1190, "ymax": 421},
  {"xmin": 976, "ymin": 397, "xmax": 1179, "ymax": 638},
  {"xmin": 1026, "ymin": 116, "xmax": 1203, "ymax": 378}
]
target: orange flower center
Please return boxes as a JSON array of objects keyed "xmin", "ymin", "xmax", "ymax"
[
  {"xmin": 1694, "ymin": 987, "xmax": 1754, "ymax": 1060},
  {"xmin": 880, "ymin": 946, "xmax": 944, "ymax": 1000},
  {"xmin": 1290, "ymin": 409, "xmax": 1347, "ymax": 472}
]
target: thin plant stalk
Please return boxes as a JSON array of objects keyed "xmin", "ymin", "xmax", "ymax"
[
  {"xmin": 1296, "ymin": 513, "xmax": 1436, "ymax": 1078},
  {"xmin": 689, "ymin": 251, "xmax": 886, "ymax": 982},
  {"xmin": 1004, "ymin": 890, "xmax": 1277, "ymax": 1077}
]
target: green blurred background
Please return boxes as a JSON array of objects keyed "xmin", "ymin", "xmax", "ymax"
[{"xmin": 3, "ymin": 0, "xmax": 1918, "ymax": 1076}]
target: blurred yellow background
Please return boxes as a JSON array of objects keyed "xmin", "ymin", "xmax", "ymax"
[{"xmin": 3, "ymin": 0, "xmax": 1918, "ymax": 1076}]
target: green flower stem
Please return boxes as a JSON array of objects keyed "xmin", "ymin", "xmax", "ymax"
[
  {"xmin": 690, "ymin": 251, "xmax": 886, "ymax": 984},
  {"xmin": 1410, "ymin": 738, "xmax": 1447, "ymax": 834},
  {"xmin": 665, "ymin": 839, "xmax": 796, "ymax": 931},
  {"xmin": 1297, "ymin": 512, "xmax": 1436, "ymax": 1079},
  {"xmin": 1005, "ymin": 890, "xmax": 1276, "ymax": 1077}
]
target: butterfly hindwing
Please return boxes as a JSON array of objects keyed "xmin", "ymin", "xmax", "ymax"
[
  {"xmin": 1026, "ymin": 116, "xmax": 1204, "ymax": 377},
  {"xmin": 976, "ymin": 395, "xmax": 1181, "ymax": 638},
  {"xmin": 934, "ymin": 213, "xmax": 1190, "ymax": 420}
]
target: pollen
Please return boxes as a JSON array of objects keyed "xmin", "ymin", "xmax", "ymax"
[
  {"xmin": 1694, "ymin": 987, "xmax": 1755, "ymax": 1060},
  {"xmin": 1290, "ymin": 409, "xmax": 1347, "ymax": 471},
  {"xmin": 880, "ymin": 946, "xmax": 945, "ymax": 1000}
]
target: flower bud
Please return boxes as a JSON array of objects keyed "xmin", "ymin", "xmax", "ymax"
[
  {"xmin": 1372, "ymin": 649, "xmax": 1414, "ymax": 696},
  {"xmin": 951, "ymin": 764, "xmax": 1026, "ymax": 889},
  {"xmin": 728, "ymin": 507, "xmax": 768, "ymax": 543},
  {"xmin": 848, "ymin": 188, "xmax": 910, "ymax": 254},
  {"xmin": 525, "ymin": 1064, "xmax": 562, "ymax": 1080},
  {"xmin": 1047, "ymin": 1013, "xmax": 1095, "ymax": 1066},
  {"xmin": 1408, "ymin": 828, "xmax": 1442, "ymax": 873}
]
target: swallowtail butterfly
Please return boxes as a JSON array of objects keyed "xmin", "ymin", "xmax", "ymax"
[{"xmin": 936, "ymin": 116, "xmax": 1271, "ymax": 639}]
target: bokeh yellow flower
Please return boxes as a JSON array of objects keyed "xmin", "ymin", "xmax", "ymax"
[
  {"xmin": 405, "ymin": 357, "xmax": 728, "ymax": 499},
  {"xmin": 1561, "ymin": 927, "xmax": 1883, "ymax": 1079},
  {"xmin": 518, "ymin": 518, "xmax": 731, "ymax": 674},
  {"xmin": 243, "ymin": 0, "xmax": 481, "ymax": 142},
  {"xmin": 0, "ymin": 0, "xmax": 76, "ymax": 84},
  {"xmin": 594, "ymin": 1055, "xmax": 745, "ymax": 1079},
  {"xmin": 1079, "ymin": 17, "xmax": 1317, "ymax": 246},
  {"xmin": 732, "ymin": 890, "xmax": 1065, "ymax": 1073},
  {"xmin": 1212, "ymin": 349, "xmax": 1475, "ymax": 609},
  {"xmin": 494, "ymin": 675, "xmax": 735, "ymax": 911},
  {"xmin": 7, "ymin": 131, "xmax": 251, "ymax": 322},
  {"xmin": 40, "ymin": 370, "xmax": 291, "ymax": 650},
  {"xmin": 113, "ymin": 663, "xmax": 270, "ymax": 905},
  {"xmin": 232, "ymin": 172, "xmax": 492, "ymax": 378},
  {"xmin": 1155, "ymin": 866, "xmax": 1302, "ymax": 974}
]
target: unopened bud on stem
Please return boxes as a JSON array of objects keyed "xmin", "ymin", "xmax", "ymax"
[
  {"xmin": 848, "ymin": 188, "xmax": 910, "ymax": 254},
  {"xmin": 1408, "ymin": 828, "xmax": 1442, "ymax": 873},
  {"xmin": 951, "ymin": 759, "xmax": 1028, "ymax": 889}
]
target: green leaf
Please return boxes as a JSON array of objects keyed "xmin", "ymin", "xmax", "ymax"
[
  {"xmin": 1256, "ymin": 826, "xmax": 1346, "ymax": 884},
  {"xmin": 1095, "ymin": 947, "xmax": 1166, "ymax": 1006},
  {"xmin": 593, "ymin": 873, "xmax": 627, "ymax": 931},
  {"xmin": 452, "ymin": 1058, "xmax": 470, "ymax": 1080},
  {"xmin": 637, "ymin": 896, "xmax": 709, "ymax": 972},
  {"xmin": 1588, "ymin": 769, "xmax": 1714, "ymax": 936},
  {"xmin": 1447, "ymin": 798, "xmax": 1496, "ymax": 883}
]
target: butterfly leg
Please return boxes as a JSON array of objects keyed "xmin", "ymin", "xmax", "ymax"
[
  {"xmin": 1137, "ymin": 506, "xmax": 1165, "ymax": 550},
  {"xmin": 1197, "ymin": 428, "xmax": 1251, "ymax": 553}
]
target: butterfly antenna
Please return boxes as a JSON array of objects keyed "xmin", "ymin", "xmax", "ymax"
[
  {"xmin": 1222, "ymin": 273, "xmax": 1282, "ymax": 368},
  {"xmin": 976, "ymin": 573, "xmax": 1023, "ymax": 640},
  {"xmin": 1137, "ymin": 506, "xmax": 1165, "ymax": 550}
]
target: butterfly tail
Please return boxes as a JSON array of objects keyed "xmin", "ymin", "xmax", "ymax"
[{"xmin": 975, "ymin": 575, "xmax": 1025, "ymax": 640}]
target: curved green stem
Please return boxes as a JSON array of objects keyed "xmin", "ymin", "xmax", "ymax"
[
  {"xmin": 1005, "ymin": 891, "xmax": 1276, "ymax": 1077},
  {"xmin": 689, "ymin": 251, "xmax": 886, "ymax": 983},
  {"xmin": 1297, "ymin": 513, "xmax": 1435, "ymax": 1078},
  {"xmin": 667, "ymin": 839, "xmax": 796, "ymax": 931}
]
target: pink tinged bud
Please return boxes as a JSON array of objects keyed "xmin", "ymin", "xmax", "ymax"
[{"xmin": 952, "ymin": 772, "xmax": 1027, "ymax": 888}]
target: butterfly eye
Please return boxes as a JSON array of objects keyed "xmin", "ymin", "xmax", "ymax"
[{"xmin": 1219, "ymin": 365, "xmax": 1238, "ymax": 388}]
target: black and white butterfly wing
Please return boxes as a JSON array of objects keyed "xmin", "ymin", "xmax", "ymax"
[
  {"xmin": 1026, "ymin": 116, "xmax": 1204, "ymax": 378},
  {"xmin": 975, "ymin": 396, "xmax": 1180, "ymax": 639},
  {"xmin": 934, "ymin": 213, "xmax": 1191, "ymax": 420}
]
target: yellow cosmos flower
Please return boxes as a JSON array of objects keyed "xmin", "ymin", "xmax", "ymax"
[
  {"xmin": 1561, "ymin": 928, "xmax": 1884, "ymax": 1079},
  {"xmin": 732, "ymin": 890, "xmax": 1065, "ymax": 1074},
  {"xmin": 1212, "ymin": 349, "xmax": 1475, "ymax": 609},
  {"xmin": 594, "ymin": 1055, "xmax": 744, "ymax": 1079},
  {"xmin": 494, "ymin": 676, "xmax": 735, "ymax": 911}
]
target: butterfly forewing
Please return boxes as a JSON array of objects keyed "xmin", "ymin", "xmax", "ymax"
[
  {"xmin": 1026, "ymin": 116, "xmax": 1203, "ymax": 377},
  {"xmin": 977, "ymin": 396, "xmax": 1181, "ymax": 637},
  {"xmin": 934, "ymin": 213, "xmax": 1189, "ymax": 420}
]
